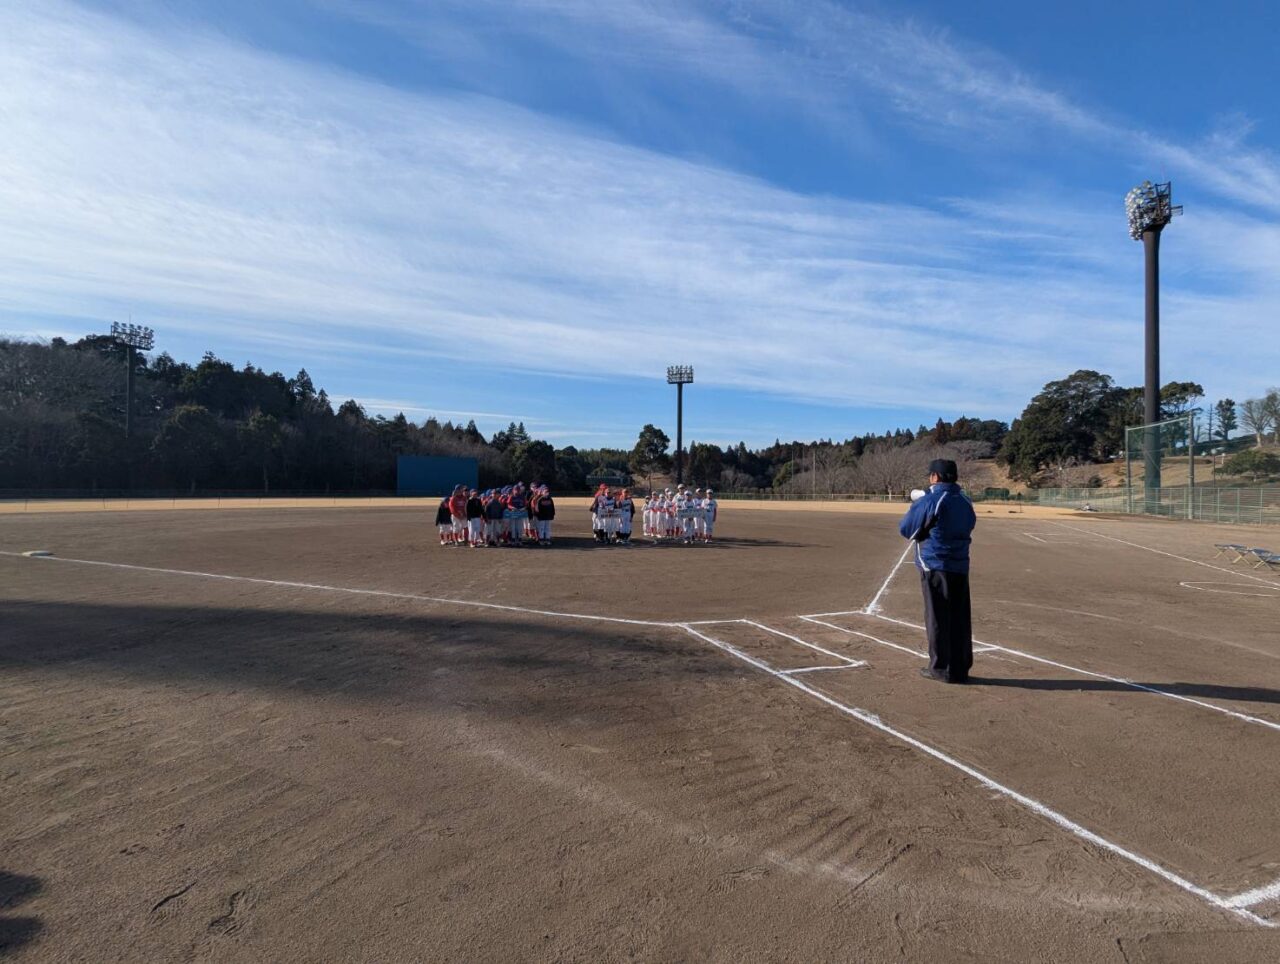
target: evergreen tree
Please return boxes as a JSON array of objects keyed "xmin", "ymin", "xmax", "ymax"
[{"xmin": 1214, "ymin": 399, "xmax": 1238, "ymax": 441}]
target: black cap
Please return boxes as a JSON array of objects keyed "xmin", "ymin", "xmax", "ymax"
[{"xmin": 928, "ymin": 458, "xmax": 958, "ymax": 482}]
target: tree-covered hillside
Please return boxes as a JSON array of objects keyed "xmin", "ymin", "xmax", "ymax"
[{"xmin": 4, "ymin": 336, "xmax": 1265, "ymax": 493}]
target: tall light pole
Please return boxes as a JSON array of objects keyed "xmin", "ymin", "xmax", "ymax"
[
  {"xmin": 1124, "ymin": 181, "xmax": 1181, "ymax": 496},
  {"xmin": 110, "ymin": 321, "xmax": 155, "ymax": 439},
  {"xmin": 666, "ymin": 365, "xmax": 693, "ymax": 484}
]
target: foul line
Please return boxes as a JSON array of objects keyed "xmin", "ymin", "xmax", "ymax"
[
  {"xmin": 865, "ymin": 542, "xmax": 914, "ymax": 614},
  {"xmin": 0, "ymin": 551, "xmax": 680, "ymax": 629},
  {"xmin": 1225, "ymin": 877, "xmax": 1280, "ymax": 910},
  {"xmin": 1048, "ymin": 523, "xmax": 1280, "ymax": 589},
  {"xmin": 863, "ymin": 611, "xmax": 1280, "ymax": 735},
  {"xmin": 677, "ymin": 623, "xmax": 1270, "ymax": 927}
]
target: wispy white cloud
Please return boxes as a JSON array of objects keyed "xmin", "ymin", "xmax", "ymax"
[
  {"xmin": 346, "ymin": 0, "xmax": 1280, "ymax": 215},
  {"xmin": 349, "ymin": 399, "xmax": 550, "ymax": 425},
  {"xmin": 1, "ymin": 0, "xmax": 1277, "ymax": 432}
]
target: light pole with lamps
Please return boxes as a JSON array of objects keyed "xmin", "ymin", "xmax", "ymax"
[
  {"xmin": 1124, "ymin": 180, "xmax": 1181, "ymax": 500},
  {"xmin": 666, "ymin": 365, "xmax": 693, "ymax": 484}
]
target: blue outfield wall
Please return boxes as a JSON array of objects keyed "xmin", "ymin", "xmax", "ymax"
[{"xmin": 396, "ymin": 455, "xmax": 478, "ymax": 496}]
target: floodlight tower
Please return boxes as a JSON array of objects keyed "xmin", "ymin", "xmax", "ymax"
[
  {"xmin": 666, "ymin": 365, "xmax": 693, "ymax": 484},
  {"xmin": 110, "ymin": 321, "xmax": 155, "ymax": 439},
  {"xmin": 1124, "ymin": 180, "xmax": 1181, "ymax": 491}
]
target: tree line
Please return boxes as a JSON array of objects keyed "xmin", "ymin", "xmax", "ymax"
[
  {"xmin": 1, "ymin": 335, "xmax": 1274, "ymax": 493},
  {"xmin": 0, "ymin": 336, "xmax": 617, "ymax": 493},
  {"xmin": 996, "ymin": 370, "xmax": 1279, "ymax": 486}
]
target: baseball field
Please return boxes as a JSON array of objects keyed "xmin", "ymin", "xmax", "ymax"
[{"xmin": 2, "ymin": 500, "xmax": 1278, "ymax": 961}]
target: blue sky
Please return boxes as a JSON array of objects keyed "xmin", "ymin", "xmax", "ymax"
[{"xmin": 2, "ymin": 1, "xmax": 1278, "ymax": 448}]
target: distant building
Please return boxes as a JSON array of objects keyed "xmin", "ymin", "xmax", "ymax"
[
  {"xmin": 586, "ymin": 469, "xmax": 630, "ymax": 489},
  {"xmin": 396, "ymin": 455, "xmax": 478, "ymax": 496}
]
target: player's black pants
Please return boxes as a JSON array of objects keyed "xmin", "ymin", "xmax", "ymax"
[{"xmin": 920, "ymin": 569, "xmax": 972, "ymax": 681}]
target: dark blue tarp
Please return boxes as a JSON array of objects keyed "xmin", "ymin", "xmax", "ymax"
[{"xmin": 396, "ymin": 455, "xmax": 478, "ymax": 496}]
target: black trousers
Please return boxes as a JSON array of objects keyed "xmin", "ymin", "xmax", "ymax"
[{"xmin": 920, "ymin": 570, "xmax": 973, "ymax": 681}]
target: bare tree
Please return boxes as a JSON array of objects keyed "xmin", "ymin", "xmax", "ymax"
[
  {"xmin": 852, "ymin": 442, "xmax": 920, "ymax": 496},
  {"xmin": 1264, "ymin": 389, "xmax": 1280, "ymax": 445},
  {"xmin": 1240, "ymin": 397, "xmax": 1273, "ymax": 449},
  {"xmin": 719, "ymin": 467, "xmax": 754, "ymax": 492},
  {"xmin": 1038, "ymin": 458, "xmax": 1102, "ymax": 488}
]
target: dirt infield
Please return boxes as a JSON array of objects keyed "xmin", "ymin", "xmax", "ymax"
[{"xmin": 2, "ymin": 505, "xmax": 1278, "ymax": 960}]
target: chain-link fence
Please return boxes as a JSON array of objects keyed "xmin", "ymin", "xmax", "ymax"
[
  {"xmin": 1035, "ymin": 486, "xmax": 1280, "ymax": 525},
  {"xmin": 1125, "ymin": 415, "xmax": 1196, "ymax": 491}
]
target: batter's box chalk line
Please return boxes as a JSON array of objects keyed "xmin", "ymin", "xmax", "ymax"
[{"xmin": 777, "ymin": 664, "xmax": 867, "ymax": 675}]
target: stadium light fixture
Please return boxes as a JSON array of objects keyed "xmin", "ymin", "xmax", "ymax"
[
  {"xmin": 110, "ymin": 321, "xmax": 156, "ymax": 351},
  {"xmin": 110, "ymin": 320, "xmax": 156, "ymax": 442},
  {"xmin": 1125, "ymin": 181, "xmax": 1182, "ymax": 493},
  {"xmin": 666, "ymin": 366, "xmax": 694, "ymax": 484},
  {"xmin": 1124, "ymin": 180, "xmax": 1182, "ymax": 241}
]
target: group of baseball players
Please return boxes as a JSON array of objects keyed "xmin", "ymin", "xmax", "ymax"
[
  {"xmin": 589, "ymin": 484, "xmax": 718, "ymax": 545},
  {"xmin": 435, "ymin": 481, "xmax": 718, "ymax": 548},
  {"xmin": 434, "ymin": 483, "xmax": 556, "ymax": 548},
  {"xmin": 642, "ymin": 485, "xmax": 718, "ymax": 544}
]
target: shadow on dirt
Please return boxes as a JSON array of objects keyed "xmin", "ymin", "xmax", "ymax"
[
  {"xmin": 0, "ymin": 871, "xmax": 43, "ymax": 954},
  {"xmin": 972, "ymin": 677, "xmax": 1280, "ymax": 706},
  {"xmin": 0, "ymin": 598, "xmax": 737, "ymax": 708}
]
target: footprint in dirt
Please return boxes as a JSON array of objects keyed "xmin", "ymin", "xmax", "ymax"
[
  {"xmin": 708, "ymin": 865, "xmax": 768, "ymax": 895},
  {"xmin": 149, "ymin": 881, "xmax": 196, "ymax": 922},
  {"xmin": 208, "ymin": 889, "xmax": 252, "ymax": 936}
]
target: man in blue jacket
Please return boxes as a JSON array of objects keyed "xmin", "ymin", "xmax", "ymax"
[{"xmin": 898, "ymin": 459, "xmax": 977, "ymax": 684}]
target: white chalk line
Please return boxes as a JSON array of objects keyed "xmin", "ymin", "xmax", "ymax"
[
  {"xmin": 865, "ymin": 542, "xmax": 914, "ymax": 614},
  {"xmin": 1225, "ymin": 876, "xmax": 1280, "ymax": 909},
  {"xmin": 1021, "ymin": 531, "xmax": 1084, "ymax": 546},
  {"xmin": 801, "ymin": 593, "xmax": 1280, "ymax": 735},
  {"xmin": 799, "ymin": 616, "xmax": 997, "ymax": 661},
  {"xmin": 800, "ymin": 617, "xmax": 928, "ymax": 660},
  {"xmin": 778, "ymin": 664, "xmax": 866, "ymax": 676},
  {"xmin": 740, "ymin": 619, "xmax": 867, "ymax": 667},
  {"xmin": 990, "ymin": 599, "xmax": 1125, "ymax": 622},
  {"xmin": 1180, "ymin": 581, "xmax": 1280, "ymax": 598},
  {"xmin": 1048, "ymin": 522, "xmax": 1280, "ymax": 589},
  {"xmin": 862, "ymin": 611, "xmax": 1280, "ymax": 735},
  {"xmin": 0, "ymin": 551, "xmax": 681, "ymax": 629},
  {"xmin": 676, "ymin": 623, "xmax": 1271, "ymax": 927},
  {"xmin": 806, "ymin": 538, "xmax": 1280, "ymax": 734},
  {"xmin": 870, "ymin": 611, "xmax": 1280, "ymax": 732}
]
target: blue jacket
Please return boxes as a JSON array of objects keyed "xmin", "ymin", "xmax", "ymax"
[{"xmin": 898, "ymin": 483, "xmax": 976, "ymax": 574}]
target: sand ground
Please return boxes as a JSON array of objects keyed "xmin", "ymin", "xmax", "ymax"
[{"xmin": 2, "ymin": 504, "xmax": 1278, "ymax": 961}]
